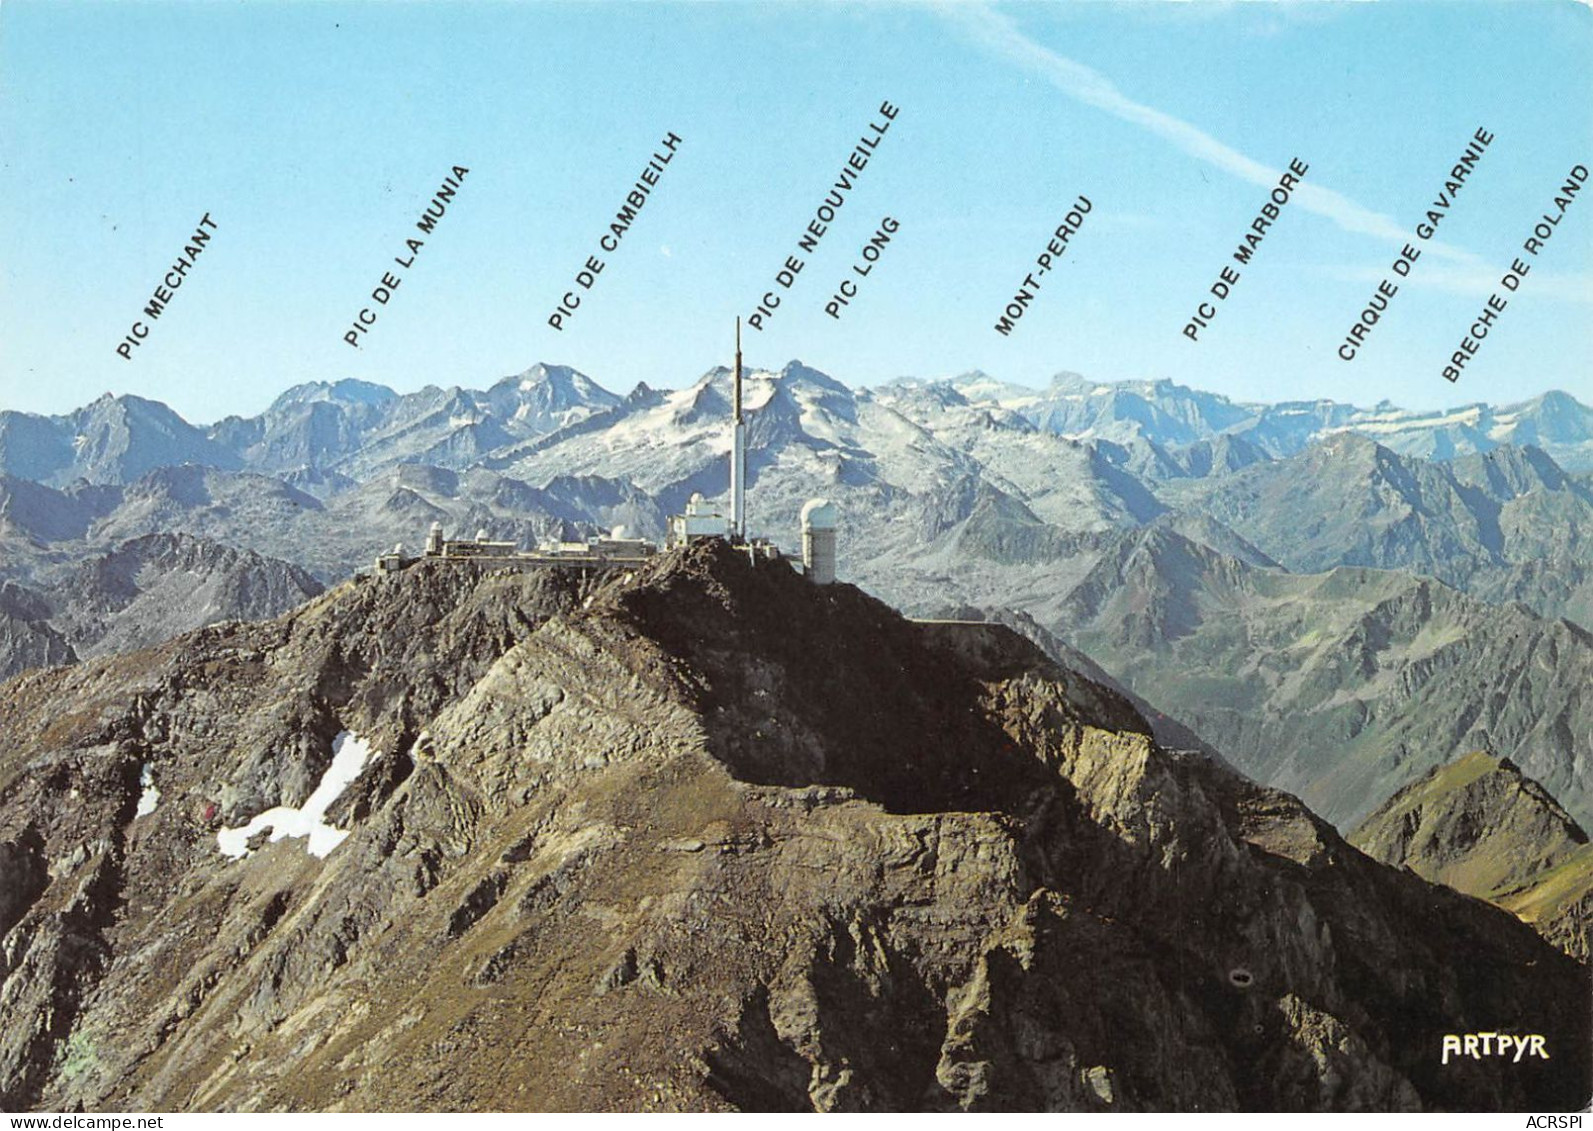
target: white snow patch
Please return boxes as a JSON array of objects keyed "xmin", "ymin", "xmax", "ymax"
[
  {"xmin": 1323, "ymin": 405, "xmax": 1485, "ymax": 437},
  {"xmin": 217, "ymin": 732, "xmax": 375, "ymax": 860},
  {"xmin": 793, "ymin": 386, "xmax": 849, "ymax": 446},
  {"xmin": 135, "ymin": 764, "xmax": 160, "ymax": 817}
]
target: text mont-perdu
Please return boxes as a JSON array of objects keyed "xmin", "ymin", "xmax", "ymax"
[{"xmin": 994, "ymin": 196, "xmax": 1092, "ymax": 337}]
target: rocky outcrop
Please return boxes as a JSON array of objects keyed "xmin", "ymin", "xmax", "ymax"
[
  {"xmin": 0, "ymin": 544, "xmax": 1586, "ymax": 1111},
  {"xmin": 1038, "ymin": 525, "xmax": 1593, "ymax": 829},
  {"xmin": 1351, "ymin": 752, "xmax": 1593, "ymax": 960},
  {"xmin": 0, "ymin": 582, "xmax": 76, "ymax": 682},
  {"xmin": 46, "ymin": 533, "xmax": 324, "ymax": 660},
  {"xmin": 0, "ymin": 535, "xmax": 321, "ymax": 682}
]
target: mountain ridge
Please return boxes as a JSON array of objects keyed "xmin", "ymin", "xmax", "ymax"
[
  {"xmin": 1351, "ymin": 752, "xmax": 1593, "ymax": 960},
  {"xmin": 0, "ymin": 532, "xmax": 322, "ymax": 681},
  {"xmin": 4, "ymin": 365, "xmax": 1590, "ymax": 845},
  {"xmin": 0, "ymin": 542, "xmax": 1586, "ymax": 1111},
  {"xmin": 5, "ymin": 373, "xmax": 1589, "ymax": 488}
]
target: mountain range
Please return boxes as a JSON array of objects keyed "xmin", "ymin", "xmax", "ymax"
[
  {"xmin": 1030, "ymin": 526, "xmax": 1593, "ymax": 828},
  {"xmin": 1, "ymin": 544, "xmax": 1585, "ymax": 1111},
  {"xmin": 5, "ymin": 366, "xmax": 1590, "ymax": 487},
  {"xmin": 3, "ymin": 361, "xmax": 1591, "ymax": 1112},
  {"xmin": 2, "ymin": 367, "xmax": 1590, "ymax": 839}
]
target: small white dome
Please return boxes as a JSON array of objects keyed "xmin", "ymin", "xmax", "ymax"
[
  {"xmin": 801, "ymin": 498, "xmax": 838, "ymax": 529},
  {"xmin": 690, "ymin": 492, "xmax": 705, "ymax": 505},
  {"xmin": 611, "ymin": 524, "xmax": 629, "ymax": 540}
]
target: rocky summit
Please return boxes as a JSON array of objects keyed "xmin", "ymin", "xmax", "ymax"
[
  {"xmin": 1351, "ymin": 753, "xmax": 1593, "ymax": 961},
  {"xmin": 0, "ymin": 544, "xmax": 1587, "ymax": 1112}
]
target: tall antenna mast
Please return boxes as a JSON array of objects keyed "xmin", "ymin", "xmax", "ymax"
[{"xmin": 730, "ymin": 317, "xmax": 746, "ymax": 541}]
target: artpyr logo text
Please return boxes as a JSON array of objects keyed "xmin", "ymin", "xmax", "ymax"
[{"xmin": 1441, "ymin": 1032, "xmax": 1549, "ymax": 1064}]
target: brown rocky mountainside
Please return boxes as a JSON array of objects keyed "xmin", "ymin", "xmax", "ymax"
[
  {"xmin": 1351, "ymin": 752, "xmax": 1593, "ymax": 961},
  {"xmin": 0, "ymin": 544, "xmax": 1587, "ymax": 1112},
  {"xmin": 0, "ymin": 533, "xmax": 324, "ymax": 683}
]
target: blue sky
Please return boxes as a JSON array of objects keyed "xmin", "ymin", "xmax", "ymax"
[{"xmin": 1, "ymin": 0, "xmax": 1589, "ymax": 423}]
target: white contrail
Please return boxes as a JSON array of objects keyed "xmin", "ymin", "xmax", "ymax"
[
  {"xmin": 943, "ymin": 3, "xmax": 1482, "ymax": 265},
  {"xmin": 1322, "ymin": 263, "xmax": 1593, "ymax": 305}
]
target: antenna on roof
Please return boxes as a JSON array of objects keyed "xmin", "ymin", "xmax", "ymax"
[{"xmin": 730, "ymin": 317, "xmax": 746, "ymax": 541}]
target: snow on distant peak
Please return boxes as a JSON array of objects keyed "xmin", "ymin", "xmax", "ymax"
[
  {"xmin": 510, "ymin": 364, "xmax": 616, "ymax": 404},
  {"xmin": 745, "ymin": 370, "xmax": 781, "ymax": 413},
  {"xmin": 272, "ymin": 379, "xmax": 395, "ymax": 410},
  {"xmin": 1325, "ymin": 405, "xmax": 1485, "ymax": 437},
  {"xmin": 946, "ymin": 373, "xmax": 1043, "ymax": 408},
  {"xmin": 217, "ymin": 731, "xmax": 375, "ymax": 859}
]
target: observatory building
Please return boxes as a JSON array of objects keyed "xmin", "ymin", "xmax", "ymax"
[
  {"xmin": 375, "ymin": 521, "xmax": 656, "ymax": 573},
  {"xmin": 801, "ymin": 499, "xmax": 838, "ymax": 585},
  {"xmin": 376, "ymin": 320, "xmax": 837, "ymax": 579},
  {"xmin": 668, "ymin": 493, "xmax": 732, "ymax": 546}
]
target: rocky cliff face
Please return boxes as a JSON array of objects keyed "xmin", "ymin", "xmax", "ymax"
[
  {"xmin": 0, "ymin": 582, "xmax": 76, "ymax": 681},
  {"xmin": 0, "ymin": 534, "xmax": 323, "ymax": 682},
  {"xmin": 46, "ymin": 533, "xmax": 325, "ymax": 660},
  {"xmin": 1156, "ymin": 435, "xmax": 1593, "ymax": 628},
  {"xmin": 1351, "ymin": 753, "xmax": 1593, "ymax": 961},
  {"xmin": 1024, "ymin": 525, "xmax": 1593, "ymax": 829},
  {"xmin": 0, "ymin": 544, "xmax": 1586, "ymax": 1112}
]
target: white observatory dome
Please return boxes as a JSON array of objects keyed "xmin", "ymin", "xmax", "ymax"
[{"xmin": 800, "ymin": 498, "xmax": 838, "ymax": 530}]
